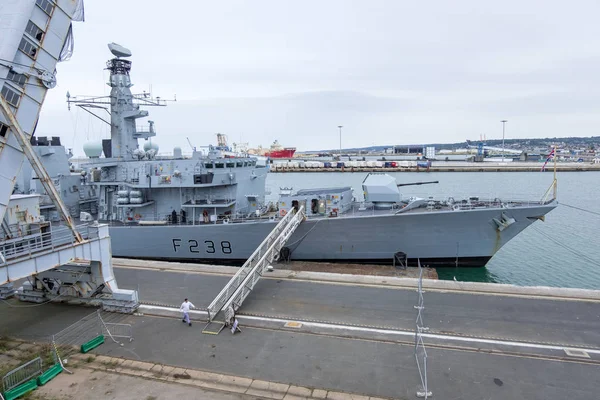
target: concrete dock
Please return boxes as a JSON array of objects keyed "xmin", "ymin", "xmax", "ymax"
[{"xmin": 1, "ymin": 258, "xmax": 599, "ymax": 399}]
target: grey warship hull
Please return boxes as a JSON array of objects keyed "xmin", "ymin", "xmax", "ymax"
[{"xmin": 108, "ymin": 201, "xmax": 556, "ymax": 267}]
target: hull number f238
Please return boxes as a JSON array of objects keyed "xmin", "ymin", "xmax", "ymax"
[{"xmin": 172, "ymin": 239, "xmax": 232, "ymax": 254}]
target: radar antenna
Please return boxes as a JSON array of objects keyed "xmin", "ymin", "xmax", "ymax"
[{"xmin": 108, "ymin": 42, "xmax": 132, "ymax": 58}]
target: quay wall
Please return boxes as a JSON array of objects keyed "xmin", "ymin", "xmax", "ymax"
[{"xmin": 270, "ymin": 164, "xmax": 600, "ymax": 173}]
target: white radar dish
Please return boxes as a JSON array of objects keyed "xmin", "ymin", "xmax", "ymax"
[{"xmin": 108, "ymin": 42, "xmax": 132, "ymax": 58}]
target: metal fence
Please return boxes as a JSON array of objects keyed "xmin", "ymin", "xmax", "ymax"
[
  {"xmin": 1, "ymin": 310, "xmax": 133, "ymax": 395},
  {"xmin": 51, "ymin": 310, "xmax": 135, "ymax": 365},
  {"xmin": 102, "ymin": 322, "xmax": 134, "ymax": 343},
  {"xmin": 52, "ymin": 311, "xmax": 103, "ymax": 364},
  {"xmin": 1, "ymin": 357, "xmax": 42, "ymax": 392},
  {"xmin": 414, "ymin": 259, "xmax": 432, "ymax": 399}
]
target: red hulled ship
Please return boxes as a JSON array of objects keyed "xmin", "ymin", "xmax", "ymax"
[{"xmin": 263, "ymin": 140, "xmax": 296, "ymax": 158}]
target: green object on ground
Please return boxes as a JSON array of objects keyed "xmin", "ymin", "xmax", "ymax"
[
  {"xmin": 80, "ymin": 334, "xmax": 105, "ymax": 353},
  {"xmin": 36, "ymin": 363, "xmax": 63, "ymax": 386},
  {"xmin": 2, "ymin": 378, "xmax": 38, "ymax": 400}
]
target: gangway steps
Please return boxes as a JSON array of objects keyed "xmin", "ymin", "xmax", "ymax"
[
  {"xmin": 202, "ymin": 320, "xmax": 226, "ymax": 335},
  {"xmin": 203, "ymin": 206, "xmax": 305, "ymax": 334}
]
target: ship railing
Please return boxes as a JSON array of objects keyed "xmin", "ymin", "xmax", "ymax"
[
  {"xmin": 206, "ymin": 206, "xmax": 303, "ymax": 323},
  {"xmin": 0, "ymin": 223, "xmax": 97, "ymax": 264},
  {"xmin": 349, "ymin": 197, "xmax": 551, "ymax": 216},
  {"xmin": 442, "ymin": 198, "xmax": 551, "ymax": 211},
  {"xmin": 112, "ymin": 211, "xmax": 279, "ymax": 226}
]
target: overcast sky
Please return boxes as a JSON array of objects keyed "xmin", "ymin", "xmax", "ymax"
[{"xmin": 37, "ymin": 0, "xmax": 600, "ymax": 154}]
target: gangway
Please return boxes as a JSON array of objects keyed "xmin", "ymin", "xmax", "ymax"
[{"xmin": 203, "ymin": 206, "xmax": 305, "ymax": 334}]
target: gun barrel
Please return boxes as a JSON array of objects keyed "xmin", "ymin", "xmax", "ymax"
[{"xmin": 397, "ymin": 181, "xmax": 439, "ymax": 187}]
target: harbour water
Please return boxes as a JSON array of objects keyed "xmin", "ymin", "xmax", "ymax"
[{"xmin": 266, "ymin": 171, "xmax": 600, "ymax": 289}]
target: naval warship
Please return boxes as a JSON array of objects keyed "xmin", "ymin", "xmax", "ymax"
[{"xmin": 15, "ymin": 44, "xmax": 558, "ymax": 267}]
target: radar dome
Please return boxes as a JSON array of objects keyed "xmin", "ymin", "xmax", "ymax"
[
  {"xmin": 173, "ymin": 147, "xmax": 182, "ymax": 158},
  {"xmin": 143, "ymin": 141, "xmax": 159, "ymax": 153},
  {"xmin": 83, "ymin": 141, "xmax": 103, "ymax": 158}
]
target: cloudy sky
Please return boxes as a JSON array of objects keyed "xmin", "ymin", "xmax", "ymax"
[{"xmin": 37, "ymin": 0, "xmax": 600, "ymax": 154}]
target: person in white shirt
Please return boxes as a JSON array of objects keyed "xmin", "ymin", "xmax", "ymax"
[{"xmin": 180, "ymin": 298, "xmax": 195, "ymax": 326}]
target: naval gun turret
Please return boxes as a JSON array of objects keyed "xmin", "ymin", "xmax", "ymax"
[
  {"xmin": 362, "ymin": 173, "xmax": 401, "ymax": 209},
  {"xmin": 362, "ymin": 173, "xmax": 439, "ymax": 209}
]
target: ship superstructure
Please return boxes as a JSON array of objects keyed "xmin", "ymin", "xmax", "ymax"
[{"xmin": 67, "ymin": 45, "xmax": 268, "ymax": 225}]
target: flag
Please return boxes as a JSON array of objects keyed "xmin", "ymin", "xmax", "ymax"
[{"xmin": 541, "ymin": 147, "xmax": 555, "ymax": 172}]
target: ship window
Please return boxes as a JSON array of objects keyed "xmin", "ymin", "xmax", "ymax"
[
  {"xmin": 236, "ymin": 162, "xmax": 243, "ymax": 167},
  {"xmin": 193, "ymin": 173, "xmax": 214, "ymax": 184},
  {"xmin": 26, "ymin": 21, "xmax": 45, "ymax": 42},
  {"xmin": 215, "ymin": 162, "xmax": 224, "ymax": 168},
  {"xmin": 205, "ymin": 163, "xmax": 213, "ymax": 169},
  {"xmin": 36, "ymin": 0, "xmax": 55, "ymax": 16},
  {"xmin": 19, "ymin": 37, "xmax": 38, "ymax": 59},
  {"xmin": 7, "ymin": 71, "xmax": 27, "ymax": 88},
  {"xmin": 0, "ymin": 123, "xmax": 9, "ymax": 138},
  {"xmin": 242, "ymin": 161, "xmax": 247, "ymax": 167},
  {"xmin": 226, "ymin": 162, "xmax": 235, "ymax": 168},
  {"xmin": 1, "ymin": 85, "xmax": 22, "ymax": 107}
]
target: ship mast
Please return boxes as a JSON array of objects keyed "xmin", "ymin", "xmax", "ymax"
[{"xmin": 66, "ymin": 43, "xmax": 175, "ymax": 159}]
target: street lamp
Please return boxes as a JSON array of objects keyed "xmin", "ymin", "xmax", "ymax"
[
  {"xmin": 337, "ymin": 125, "xmax": 343, "ymax": 157},
  {"xmin": 501, "ymin": 120, "xmax": 507, "ymax": 162}
]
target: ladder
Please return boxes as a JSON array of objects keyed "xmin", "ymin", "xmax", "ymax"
[{"xmin": 203, "ymin": 206, "xmax": 305, "ymax": 334}]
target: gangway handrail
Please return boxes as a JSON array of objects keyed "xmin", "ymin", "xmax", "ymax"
[
  {"xmin": 206, "ymin": 206, "xmax": 304, "ymax": 321},
  {"xmin": 220, "ymin": 206, "xmax": 305, "ymax": 322}
]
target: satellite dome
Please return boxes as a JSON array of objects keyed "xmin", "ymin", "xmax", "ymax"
[
  {"xmin": 173, "ymin": 146, "xmax": 182, "ymax": 158},
  {"xmin": 83, "ymin": 141, "xmax": 103, "ymax": 158},
  {"xmin": 143, "ymin": 141, "xmax": 159, "ymax": 153}
]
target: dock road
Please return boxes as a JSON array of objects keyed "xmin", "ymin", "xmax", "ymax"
[{"xmin": 1, "ymin": 259, "xmax": 599, "ymax": 399}]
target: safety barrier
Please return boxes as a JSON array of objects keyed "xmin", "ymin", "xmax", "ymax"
[
  {"xmin": 36, "ymin": 364, "xmax": 62, "ymax": 386},
  {"xmin": 1, "ymin": 357, "xmax": 42, "ymax": 393},
  {"xmin": 102, "ymin": 323, "xmax": 133, "ymax": 343},
  {"xmin": 80, "ymin": 335, "xmax": 105, "ymax": 354},
  {"xmin": 2, "ymin": 379, "xmax": 37, "ymax": 400},
  {"xmin": 51, "ymin": 311, "xmax": 103, "ymax": 363}
]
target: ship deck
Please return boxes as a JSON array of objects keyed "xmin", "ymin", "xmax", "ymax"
[
  {"xmin": 102, "ymin": 198, "xmax": 556, "ymax": 227},
  {"xmin": 2, "ymin": 258, "xmax": 598, "ymax": 400}
]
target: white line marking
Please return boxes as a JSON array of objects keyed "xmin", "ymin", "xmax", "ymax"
[
  {"xmin": 138, "ymin": 305, "xmax": 600, "ymax": 356},
  {"xmin": 117, "ymin": 264, "xmax": 600, "ymax": 302}
]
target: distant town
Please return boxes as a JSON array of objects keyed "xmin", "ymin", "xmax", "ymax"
[{"xmin": 299, "ymin": 136, "xmax": 600, "ymax": 163}]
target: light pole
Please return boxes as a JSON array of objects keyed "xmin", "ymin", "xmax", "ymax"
[
  {"xmin": 501, "ymin": 120, "xmax": 507, "ymax": 162},
  {"xmin": 337, "ymin": 125, "xmax": 343, "ymax": 157}
]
